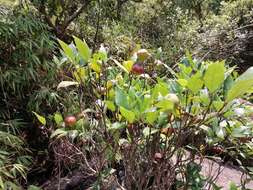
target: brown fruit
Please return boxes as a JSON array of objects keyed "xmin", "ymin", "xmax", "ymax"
[
  {"xmin": 64, "ymin": 116, "xmax": 77, "ymax": 127},
  {"xmin": 131, "ymin": 64, "xmax": 144, "ymax": 75}
]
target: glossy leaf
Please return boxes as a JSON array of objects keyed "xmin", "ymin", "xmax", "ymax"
[
  {"xmin": 187, "ymin": 72, "xmax": 203, "ymax": 93},
  {"xmin": 120, "ymin": 107, "xmax": 135, "ymax": 123},
  {"xmin": 146, "ymin": 110, "xmax": 158, "ymax": 124},
  {"xmin": 204, "ymin": 61, "xmax": 225, "ymax": 93},
  {"xmin": 156, "ymin": 99, "xmax": 174, "ymax": 110},
  {"xmin": 32, "ymin": 112, "xmax": 46, "ymax": 125},
  {"xmin": 54, "ymin": 113, "xmax": 63, "ymax": 125},
  {"xmin": 227, "ymin": 67, "xmax": 253, "ymax": 102},
  {"xmin": 58, "ymin": 39, "xmax": 75, "ymax": 62},
  {"xmin": 73, "ymin": 36, "xmax": 91, "ymax": 62},
  {"xmin": 90, "ymin": 60, "xmax": 101, "ymax": 73},
  {"xmin": 123, "ymin": 60, "xmax": 134, "ymax": 72}
]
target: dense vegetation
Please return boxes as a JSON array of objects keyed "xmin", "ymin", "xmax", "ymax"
[{"xmin": 0, "ymin": 0, "xmax": 253, "ymax": 189}]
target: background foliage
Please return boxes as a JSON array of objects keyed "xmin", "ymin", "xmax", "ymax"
[{"xmin": 0, "ymin": 0, "xmax": 253, "ymax": 189}]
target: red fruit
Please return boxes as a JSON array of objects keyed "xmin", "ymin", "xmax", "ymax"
[
  {"xmin": 211, "ymin": 146, "xmax": 224, "ymax": 154},
  {"xmin": 154, "ymin": 152, "xmax": 163, "ymax": 161},
  {"xmin": 131, "ymin": 64, "xmax": 144, "ymax": 75},
  {"xmin": 64, "ymin": 116, "xmax": 77, "ymax": 127}
]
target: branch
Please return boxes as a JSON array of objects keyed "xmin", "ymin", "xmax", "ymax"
[
  {"xmin": 61, "ymin": 0, "xmax": 92, "ymax": 31},
  {"xmin": 39, "ymin": 3, "xmax": 57, "ymax": 32}
]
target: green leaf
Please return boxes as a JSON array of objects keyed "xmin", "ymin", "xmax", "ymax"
[
  {"xmin": 123, "ymin": 60, "xmax": 134, "ymax": 72},
  {"xmin": 186, "ymin": 50, "xmax": 194, "ymax": 68},
  {"xmin": 156, "ymin": 100, "xmax": 174, "ymax": 110},
  {"xmin": 50, "ymin": 129, "xmax": 67, "ymax": 139},
  {"xmin": 146, "ymin": 110, "xmax": 158, "ymax": 124},
  {"xmin": 215, "ymin": 127, "xmax": 225, "ymax": 139},
  {"xmin": 115, "ymin": 88, "xmax": 128, "ymax": 108},
  {"xmin": 109, "ymin": 122, "xmax": 126, "ymax": 130},
  {"xmin": 90, "ymin": 60, "xmax": 101, "ymax": 73},
  {"xmin": 73, "ymin": 36, "xmax": 91, "ymax": 62},
  {"xmin": 204, "ymin": 61, "xmax": 225, "ymax": 93},
  {"xmin": 143, "ymin": 127, "xmax": 159, "ymax": 137},
  {"xmin": 227, "ymin": 67, "xmax": 253, "ymax": 102},
  {"xmin": 0, "ymin": 176, "xmax": 4, "ymax": 190},
  {"xmin": 120, "ymin": 107, "xmax": 135, "ymax": 123},
  {"xmin": 73, "ymin": 67, "xmax": 87, "ymax": 83},
  {"xmin": 54, "ymin": 113, "xmax": 63, "ymax": 125},
  {"xmin": 32, "ymin": 112, "xmax": 46, "ymax": 125},
  {"xmin": 213, "ymin": 100, "xmax": 224, "ymax": 111},
  {"xmin": 152, "ymin": 82, "xmax": 168, "ymax": 99},
  {"xmin": 58, "ymin": 39, "xmax": 75, "ymax": 62},
  {"xmin": 105, "ymin": 101, "xmax": 116, "ymax": 111},
  {"xmin": 231, "ymin": 126, "xmax": 249, "ymax": 138},
  {"xmin": 28, "ymin": 185, "xmax": 42, "ymax": 190},
  {"xmin": 187, "ymin": 72, "xmax": 203, "ymax": 93},
  {"xmin": 112, "ymin": 58, "xmax": 129, "ymax": 73},
  {"xmin": 229, "ymin": 182, "xmax": 238, "ymax": 190},
  {"xmin": 177, "ymin": 79, "xmax": 188, "ymax": 87}
]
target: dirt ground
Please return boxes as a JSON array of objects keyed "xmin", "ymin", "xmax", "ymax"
[{"xmin": 200, "ymin": 158, "xmax": 253, "ymax": 189}]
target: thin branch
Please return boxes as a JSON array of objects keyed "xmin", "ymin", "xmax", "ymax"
[{"xmin": 62, "ymin": 0, "xmax": 92, "ymax": 31}]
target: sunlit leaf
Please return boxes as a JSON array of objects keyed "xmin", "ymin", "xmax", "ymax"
[
  {"xmin": 32, "ymin": 111, "xmax": 46, "ymax": 125},
  {"xmin": 54, "ymin": 113, "xmax": 63, "ymax": 125},
  {"xmin": 187, "ymin": 72, "xmax": 203, "ymax": 93},
  {"xmin": 105, "ymin": 101, "xmax": 116, "ymax": 111},
  {"xmin": 146, "ymin": 111, "xmax": 158, "ymax": 124},
  {"xmin": 109, "ymin": 122, "xmax": 126, "ymax": 130},
  {"xmin": 112, "ymin": 58, "xmax": 129, "ymax": 73},
  {"xmin": 123, "ymin": 60, "xmax": 134, "ymax": 72},
  {"xmin": 177, "ymin": 79, "xmax": 188, "ymax": 87},
  {"xmin": 204, "ymin": 61, "xmax": 225, "ymax": 93},
  {"xmin": 58, "ymin": 39, "xmax": 75, "ymax": 62},
  {"xmin": 120, "ymin": 107, "xmax": 135, "ymax": 123},
  {"xmin": 73, "ymin": 67, "xmax": 87, "ymax": 83},
  {"xmin": 73, "ymin": 36, "xmax": 91, "ymax": 62},
  {"xmin": 57, "ymin": 81, "xmax": 79, "ymax": 89},
  {"xmin": 50, "ymin": 129, "xmax": 68, "ymax": 138},
  {"xmin": 143, "ymin": 127, "xmax": 158, "ymax": 137},
  {"xmin": 156, "ymin": 100, "xmax": 174, "ymax": 110},
  {"xmin": 90, "ymin": 60, "xmax": 101, "ymax": 73},
  {"xmin": 227, "ymin": 67, "xmax": 253, "ymax": 102}
]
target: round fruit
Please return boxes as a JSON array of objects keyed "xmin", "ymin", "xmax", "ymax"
[
  {"xmin": 131, "ymin": 64, "xmax": 144, "ymax": 75},
  {"xmin": 154, "ymin": 152, "xmax": 163, "ymax": 161},
  {"xmin": 211, "ymin": 146, "xmax": 224, "ymax": 154},
  {"xmin": 166, "ymin": 93, "xmax": 179, "ymax": 104},
  {"xmin": 137, "ymin": 49, "xmax": 151, "ymax": 62},
  {"xmin": 64, "ymin": 116, "xmax": 77, "ymax": 127}
]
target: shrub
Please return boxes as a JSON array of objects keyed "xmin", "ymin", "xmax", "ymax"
[{"xmin": 35, "ymin": 37, "xmax": 253, "ymax": 189}]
